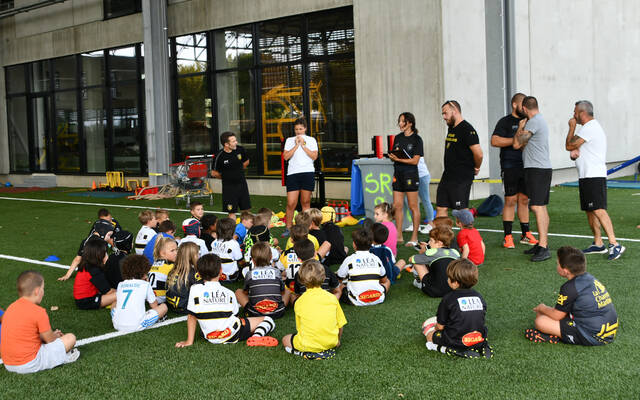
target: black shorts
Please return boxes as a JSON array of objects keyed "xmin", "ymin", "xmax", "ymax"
[
  {"xmin": 228, "ymin": 317, "xmax": 253, "ymax": 343},
  {"xmin": 245, "ymin": 305, "xmax": 285, "ymax": 320},
  {"xmin": 578, "ymin": 178, "xmax": 607, "ymax": 211},
  {"xmin": 286, "ymin": 172, "xmax": 315, "ymax": 192},
  {"xmin": 436, "ymin": 179, "xmax": 472, "ymax": 209},
  {"xmin": 559, "ymin": 317, "xmax": 591, "ymax": 346},
  {"xmin": 392, "ymin": 169, "xmax": 419, "ymax": 192},
  {"xmin": 502, "ymin": 168, "xmax": 526, "ymax": 197},
  {"xmin": 75, "ymin": 295, "xmax": 102, "ymax": 310},
  {"xmin": 420, "ymin": 276, "xmax": 450, "ymax": 298},
  {"xmin": 222, "ymin": 180, "xmax": 251, "ymax": 213},
  {"xmin": 524, "ymin": 168, "xmax": 552, "ymax": 206},
  {"xmin": 431, "ymin": 330, "xmax": 454, "ymax": 347}
]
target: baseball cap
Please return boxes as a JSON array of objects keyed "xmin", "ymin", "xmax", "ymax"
[
  {"xmin": 321, "ymin": 206, "xmax": 336, "ymax": 224},
  {"xmin": 182, "ymin": 218, "xmax": 201, "ymax": 235},
  {"xmin": 113, "ymin": 230, "xmax": 133, "ymax": 252},
  {"xmin": 248, "ymin": 225, "xmax": 271, "ymax": 243},
  {"xmin": 452, "ymin": 209, "xmax": 474, "ymax": 225}
]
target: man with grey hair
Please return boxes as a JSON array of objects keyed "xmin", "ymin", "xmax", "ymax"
[{"xmin": 566, "ymin": 100, "xmax": 625, "ymax": 260}]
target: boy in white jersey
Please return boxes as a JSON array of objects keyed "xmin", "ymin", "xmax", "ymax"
[
  {"xmin": 210, "ymin": 218, "xmax": 244, "ymax": 281},
  {"xmin": 134, "ymin": 210, "xmax": 158, "ymax": 255},
  {"xmin": 175, "ymin": 254, "xmax": 277, "ymax": 347},
  {"xmin": 180, "ymin": 218, "xmax": 209, "ymax": 258},
  {"xmin": 112, "ymin": 255, "xmax": 168, "ymax": 332},
  {"xmin": 337, "ymin": 229, "xmax": 390, "ymax": 306}
]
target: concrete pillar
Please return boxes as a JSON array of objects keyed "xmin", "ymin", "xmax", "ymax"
[
  {"xmin": 0, "ymin": 50, "xmax": 8, "ymax": 175},
  {"xmin": 142, "ymin": 0, "xmax": 172, "ymax": 185}
]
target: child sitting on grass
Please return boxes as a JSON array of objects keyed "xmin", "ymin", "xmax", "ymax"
[
  {"xmin": 135, "ymin": 210, "xmax": 157, "ymax": 255},
  {"xmin": 279, "ymin": 237, "xmax": 313, "ymax": 292},
  {"xmin": 236, "ymin": 242, "xmax": 290, "ymax": 319},
  {"xmin": 143, "ymin": 220, "xmax": 176, "ymax": 264},
  {"xmin": 111, "ymin": 255, "xmax": 168, "ymax": 332},
  {"xmin": 432, "ymin": 216, "xmax": 459, "ymax": 251},
  {"xmin": 234, "ymin": 211, "xmax": 254, "ymax": 244},
  {"xmin": 370, "ymin": 223, "xmax": 407, "ymax": 284},
  {"xmin": 73, "ymin": 237, "xmax": 117, "ymax": 310},
  {"xmin": 104, "ymin": 230, "xmax": 134, "ymax": 289},
  {"xmin": 200, "ymin": 214, "xmax": 218, "ymax": 251},
  {"xmin": 149, "ymin": 237, "xmax": 178, "ymax": 304},
  {"xmin": 320, "ymin": 206, "xmax": 348, "ymax": 267},
  {"xmin": 282, "ymin": 260, "xmax": 347, "ymax": 360},
  {"xmin": 409, "ymin": 226, "xmax": 460, "ymax": 297},
  {"xmin": 180, "ymin": 218, "xmax": 208, "ymax": 258},
  {"xmin": 2, "ymin": 271, "xmax": 79, "ymax": 373},
  {"xmin": 286, "ymin": 212, "xmax": 320, "ymax": 251},
  {"xmin": 373, "ymin": 202, "xmax": 398, "ymax": 255},
  {"xmin": 307, "ymin": 208, "xmax": 331, "ymax": 258},
  {"xmin": 292, "ymin": 239, "xmax": 342, "ymax": 300},
  {"xmin": 422, "ymin": 259, "xmax": 492, "ymax": 358},
  {"xmin": 525, "ymin": 246, "xmax": 618, "ymax": 345},
  {"xmin": 452, "ymin": 209, "xmax": 485, "ymax": 266},
  {"xmin": 175, "ymin": 254, "xmax": 277, "ymax": 347},
  {"xmin": 337, "ymin": 228, "xmax": 390, "ymax": 306},
  {"xmin": 244, "ymin": 209, "xmax": 279, "ymax": 257},
  {"xmin": 166, "ymin": 242, "xmax": 201, "ymax": 314},
  {"xmin": 210, "ymin": 218, "xmax": 244, "ymax": 282}
]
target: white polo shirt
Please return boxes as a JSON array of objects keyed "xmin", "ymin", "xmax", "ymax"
[
  {"xmin": 284, "ymin": 135, "xmax": 318, "ymax": 175},
  {"xmin": 575, "ymin": 119, "xmax": 607, "ymax": 178}
]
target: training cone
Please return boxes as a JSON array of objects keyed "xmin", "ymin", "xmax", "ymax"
[{"xmin": 91, "ymin": 180, "xmax": 97, "ymax": 190}]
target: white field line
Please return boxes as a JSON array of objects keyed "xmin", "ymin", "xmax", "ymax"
[
  {"xmin": 0, "ymin": 254, "xmax": 70, "ymax": 269},
  {"xmin": 0, "ymin": 196, "xmax": 228, "ymax": 215},
  {"xmin": 466, "ymin": 228, "xmax": 640, "ymax": 243}
]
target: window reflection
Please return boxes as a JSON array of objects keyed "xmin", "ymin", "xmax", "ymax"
[
  {"xmin": 176, "ymin": 33, "xmax": 208, "ymax": 73},
  {"xmin": 7, "ymin": 97, "xmax": 29, "ymax": 171},
  {"xmin": 83, "ymin": 87, "xmax": 108, "ymax": 173},
  {"xmin": 109, "ymin": 46, "xmax": 137, "ymax": 83},
  {"xmin": 258, "ymin": 18, "xmax": 302, "ymax": 64},
  {"xmin": 111, "ymin": 81, "xmax": 141, "ymax": 173},
  {"xmin": 214, "ymin": 26, "xmax": 253, "ymax": 70},
  {"xmin": 177, "ymin": 74, "xmax": 211, "ymax": 159},
  {"xmin": 54, "ymin": 91, "xmax": 80, "ymax": 172}
]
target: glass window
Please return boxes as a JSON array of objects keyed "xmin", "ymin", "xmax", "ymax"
[
  {"xmin": 176, "ymin": 74, "xmax": 211, "ymax": 159},
  {"xmin": 261, "ymin": 64, "xmax": 303, "ymax": 174},
  {"xmin": 307, "ymin": 8, "xmax": 354, "ymax": 56},
  {"xmin": 31, "ymin": 60, "xmax": 50, "ymax": 92},
  {"xmin": 258, "ymin": 17, "xmax": 302, "ymax": 64},
  {"xmin": 214, "ymin": 26, "xmax": 253, "ymax": 70},
  {"xmin": 83, "ymin": 87, "xmax": 108, "ymax": 173},
  {"xmin": 108, "ymin": 46, "xmax": 138, "ymax": 83},
  {"xmin": 104, "ymin": 0, "xmax": 141, "ymax": 19},
  {"xmin": 81, "ymin": 51, "xmax": 105, "ymax": 87},
  {"xmin": 308, "ymin": 60, "xmax": 357, "ymax": 173},
  {"xmin": 0, "ymin": 1, "xmax": 14, "ymax": 12},
  {"xmin": 216, "ymin": 69, "xmax": 257, "ymax": 174},
  {"xmin": 32, "ymin": 96, "xmax": 51, "ymax": 171},
  {"xmin": 53, "ymin": 56, "xmax": 77, "ymax": 90},
  {"xmin": 6, "ymin": 65, "xmax": 26, "ymax": 94},
  {"xmin": 111, "ymin": 81, "xmax": 142, "ymax": 173},
  {"xmin": 7, "ymin": 97, "xmax": 29, "ymax": 171},
  {"xmin": 176, "ymin": 33, "xmax": 208, "ymax": 74},
  {"xmin": 54, "ymin": 91, "xmax": 80, "ymax": 172}
]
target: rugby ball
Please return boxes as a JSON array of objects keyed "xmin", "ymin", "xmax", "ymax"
[{"xmin": 422, "ymin": 316, "xmax": 437, "ymax": 336}]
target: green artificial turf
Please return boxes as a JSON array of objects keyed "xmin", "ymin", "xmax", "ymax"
[{"xmin": 0, "ymin": 185, "xmax": 639, "ymax": 398}]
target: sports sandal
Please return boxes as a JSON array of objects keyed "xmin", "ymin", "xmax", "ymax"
[
  {"xmin": 524, "ymin": 328, "xmax": 559, "ymax": 344},
  {"xmin": 247, "ymin": 336, "xmax": 279, "ymax": 347}
]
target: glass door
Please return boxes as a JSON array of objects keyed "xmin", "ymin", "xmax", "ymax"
[{"xmin": 31, "ymin": 95, "xmax": 52, "ymax": 172}]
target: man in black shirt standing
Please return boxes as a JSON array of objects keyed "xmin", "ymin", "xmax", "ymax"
[
  {"xmin": 436, "ymin": 100, "xmax": 483, "ymax": 217},
  {"xmin": 211, "ymin": 131, "xmax": 251, "ymax": 220},
  {"xmin": 491, "ymin": 93, "xmax": 538, "ymax": 249}
]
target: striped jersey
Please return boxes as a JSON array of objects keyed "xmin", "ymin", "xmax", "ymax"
[
  {"xmin": 243, "ymin": 266, "xmax": 285, "ymax": 317},
  {"xmin": 134, "ymin": 226, "xmax": 156, "ymax": 255},
  {"xmin": 337, "ymin": 250, "xmax": 386, "ymax": 306},
  {"xmin": 187, "ymin": 281, "xmax": 242, "ymax": 344},
  {"xmin": 210, "ymin": 239, "xmax": 243, "ymax": 281},
  {"xmin": 278, "ymin": 248, "xmax": 303, "ymax": 292},
  {"xmin": 148, "ymin": 260, "xmax": 174, "ymax": 303}
]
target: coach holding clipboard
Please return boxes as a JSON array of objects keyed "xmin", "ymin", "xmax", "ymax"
[{"xmin": 388, "ymin": 112, "xmax": 423, "ymax": 247}]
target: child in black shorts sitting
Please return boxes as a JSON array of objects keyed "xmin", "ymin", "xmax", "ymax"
[
  {"xmin": 525, "ymin": 246, "xmax": 618, "ymax": 345},
  {"xmin": 422, "ymin": 259, "xmax": 492, "ymax": 358},
  {"xmin": 409, "ymin": 226, "xmax": 459, "ymax": 297}
]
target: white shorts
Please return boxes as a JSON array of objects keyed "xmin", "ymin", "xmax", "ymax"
[
  {"xmin": 112, "ymin": 309, "xmax": 160, "ymax": 332},
  {"xmin": 4, "ymin": 338, "xmax": 69, "ymax": 374}
]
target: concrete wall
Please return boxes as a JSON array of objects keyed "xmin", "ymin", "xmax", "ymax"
[{"xmin": 353, "ymin": 0, "xmax": 444, "ymax": 174}]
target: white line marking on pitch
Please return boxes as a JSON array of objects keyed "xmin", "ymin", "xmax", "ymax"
[
  {"xmin": 0, "ymin": 196, "xmax": 228, "ymax": 215},
  {"xmin": 0, "ymin": 254, "xmax": 70, "ymax": 269}
]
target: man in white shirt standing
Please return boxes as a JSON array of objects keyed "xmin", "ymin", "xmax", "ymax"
[{"xmin": 565, "ymin": 100, "xmax": 625, "ymax": 260}]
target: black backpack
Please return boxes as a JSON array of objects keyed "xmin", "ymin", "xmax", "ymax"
[{"xmin": 476, "ymin": 194, "xmax": 504, "ymax": 217}]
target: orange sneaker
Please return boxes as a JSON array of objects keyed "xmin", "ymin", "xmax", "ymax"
[
  {"xmin": 520, "ymin": 231, "xmax": 539, "ymax": 246},
  {"xmin": 247, "ymin": 336, "xmax": 279, "ymax": 347},
  {"xmin": 503, "ymin": 234, "xmax": 515, "ymax": 249}
]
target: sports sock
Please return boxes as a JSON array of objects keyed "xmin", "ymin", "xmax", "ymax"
[
  {"xmin": 521, "ymin": 222, "xmax": 530, "ymax": 234},
  {"xmin": 425, "ymin": 341, "xmax": 448, "ymax": 354},
  {"xmin": 503, "ymin": 221, "xmax": 513, "ymax": 236},
  {"xmin": 252, "ymin": 316, "xmax": 275, "ymax": 337}
]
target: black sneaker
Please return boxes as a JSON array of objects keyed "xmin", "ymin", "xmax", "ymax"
[
  {"xmin": 525, "ymin": 328, "xmax": 559, "ymax": 343},
  {"xmin": 524, "ymin": 244, "xmax": 540, "ymax": 255},
  {"xmin": 531, "ymin": 246, "xmax": 551, "ymax": 262}
]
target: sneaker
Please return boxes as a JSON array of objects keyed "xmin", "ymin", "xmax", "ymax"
[
  {"xmin": 520, "ymin": 231, "xmax": 539, "ymax": 246},
  {"xmin": 524, "ymin": 244, "xmax": 540, "ymax": 255},
  {"xmin": 403, "ymin": 225, "xmax": 414, "ymax": 232},
  {"xmin": 281, "ymin": 229, "xmax": 290, "ymax": 238},
  {"xmin": 65, "ymin": 348, "xmax": 81, "ymax": 364},
  {"xmin": 503, "ymin": 234, "xmax": 515, "ymax": 249},
  {"xmin": 524, "ymin": 328, "xmax": 559, "ymax": 343},
  {"xmin": 531, "ymin": 246, "xmax": 551, "ymax": 262},
  {"xmin": 607, "ymin": 244, "xmax": 626, "ymax": 260},
  {"xmin": 412, "ymin": 279, "xmax": 422, "ymax": 289},
  {"xmin": 303, "ymin": 348, "xmax": 336, "ymax": 360},
  {"xmin": 247, "ymin": 336, "xmax": 279, "ymax": 347},
  {"xmin": 582, "ymin": 243, "xmax": 607, "ymax": 254}
]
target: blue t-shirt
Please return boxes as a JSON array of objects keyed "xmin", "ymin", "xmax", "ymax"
[
  {"xmin": 235, "ymin": 223, "xmax": 248, "ymax": 245},
  {"xmin": 143, "ymin": 232, "xmax": 174, "ymax": 263}
]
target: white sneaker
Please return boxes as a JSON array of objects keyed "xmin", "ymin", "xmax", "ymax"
[
  {"xmin": 403, "ymin": 226, "xmax": 414, "ymax": 232},
  {"xmin": 413, "ymin": 279, "xmax": 422, "ymax": 289},
  {"xmin": 65, "ymin": 348, "xmax": 80, "ymax": 364},
  {"xmin": 419, "ymin": 224, "xmax": 433, "ymax": 235}
]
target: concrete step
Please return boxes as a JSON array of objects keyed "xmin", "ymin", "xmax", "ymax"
[{"xmin": 14, "ymin": 174, "xmax": 57, "ymax": 188}]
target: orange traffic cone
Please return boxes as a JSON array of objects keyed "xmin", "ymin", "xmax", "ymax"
[{"xmin": 91, "ymin": 181, "xmax": 97, "ymax": 190}]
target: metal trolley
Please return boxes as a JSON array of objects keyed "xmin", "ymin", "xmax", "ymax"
[{"xmin": 169, "ymin": 154, "xmax": 214, "ymax": 207}]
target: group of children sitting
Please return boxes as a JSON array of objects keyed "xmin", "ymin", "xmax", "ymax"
[{"xmin": 0, "ymin": 200, "xmax": 619, "ymax": 373}]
